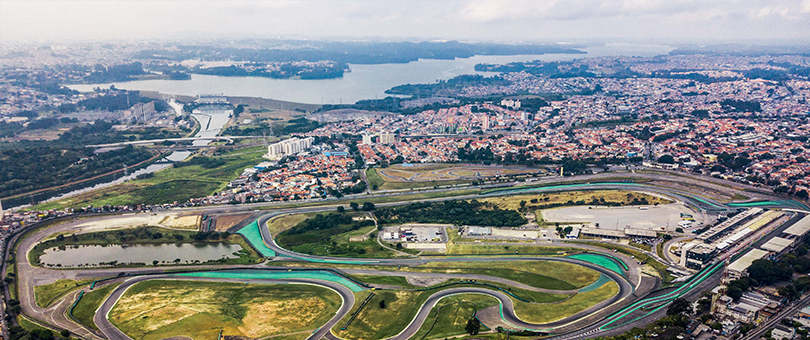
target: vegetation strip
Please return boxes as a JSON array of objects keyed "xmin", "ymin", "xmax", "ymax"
[{"xmin": 341, "ymin": 292, "xmax": 376, "ymax": 330}]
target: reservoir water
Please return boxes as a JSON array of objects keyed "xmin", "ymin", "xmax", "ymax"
[
  {"xmin": 39, "ymin": 243, "xmax": 243, "ymax": 267},
  {"xmin": 68, "ymin": 43, "xmax": 673, "ymax": 105}
]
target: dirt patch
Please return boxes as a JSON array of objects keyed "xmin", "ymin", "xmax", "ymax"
[
  {"xmin": 239, "ymin": 297, "xmax": 326, "ymax": 337},
  {"xmin": 215, "ymin": 214, "xmax": 253, "ymax": 232},
  {"xmin": 406, "ymin": 276, "xmax": 447, "ymax": 287},
  {"xmin": 166, "ymin": 215, "xmax": 200, "ymax": 229}
]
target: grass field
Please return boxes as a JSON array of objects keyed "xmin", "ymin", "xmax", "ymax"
[
  {"xmin": 18, "ymin": 315, "xmax": 55, "ymax": 333},
  {"xmin": 445, "ymin": 243, "xmax": 580, "ymax": 256},
  {"xmin": 332, "ymin": 290, "xmax": 436, "ymax": 340},
  {"xmin": 411, "ymin": 293, "xmax": 500, "ymax": 339},
  {"xmin": 629, "ymin": 241, "xmax": 653, "ymax": 252},
  {"xmin": 420, "ymin": 260, "xmax": 599, "ymax": 289},
  {"xmin": 333, "ymin": 278, "xmax": 599, "ymax": 340},
  {"xmin": 73, "ymin": 283, "xmax": 121, "ymax": 331},
  {"xmin": 478, "ymin": 190, "xmax": 672, "ymax": 211},
  {"xmin": 266, "ymin": 213, "xmax": 312, "ymax": 234},
  {"xmin": 513, "ymin": 281, "xmax": 619, "ymax": 324},
  {"xmin": 33, "ymin": 146, "xmax": 267, "ymax": 210},
  {"xmin": 368, "ymin": 164, "xmax": 536, "ymax": 191},
  {"xmin": 277, "ymin": 259, "xmax": 599, "ymax": 291},
  {"xmin": 109, "ymin": 280, "xmax": 341, "ymax": 340},
  {"xmin": 34, "ymin": 279, "xmax": 94, "ymax": 308}
]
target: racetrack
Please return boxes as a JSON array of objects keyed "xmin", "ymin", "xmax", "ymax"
[{"xmin": 6, "ymin": 172, "xmax": 806, "ymax": 340}]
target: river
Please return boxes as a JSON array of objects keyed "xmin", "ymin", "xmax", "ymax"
[
  {"xmin": 68, "ymin": 43, "xmax": 673, "ymax": 105},
  {"xmin": 37, "ymin": 43, "xmax": 671, "ymax": 208},
  {"xmin": 39, "ymin": 243, "xmax": 243, "ymax": 267}
]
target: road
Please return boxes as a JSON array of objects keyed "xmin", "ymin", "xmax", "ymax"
[{"xmin": 738, "ymin": 292, "xmax": 810, "ymax": 340}]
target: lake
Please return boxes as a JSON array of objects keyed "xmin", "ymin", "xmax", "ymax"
[
  {"xmin": 39, "ymin": 242, "xmax": 243, "ymax": 267},
  {"xmin": 68, "ymin": 43, "xmax": 673, "ymax": 105}
]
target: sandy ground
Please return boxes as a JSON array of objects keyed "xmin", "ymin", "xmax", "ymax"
[
  {"xmin": 72, "ymin": 213, "xmax": 199, "ymax": 232},
  {"xmin": 541, "ymin": 203, "xmax": 706, "ymax": 232},
  {"xmin": 406, "ymin": 276, "xmax": 448, "ymax": 287}
]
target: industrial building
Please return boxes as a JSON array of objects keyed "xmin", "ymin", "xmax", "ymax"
[
  {"xmin": 465, "ymin": 226, "xmax": 492, "ymax": 236},
  {"xmin": 580, "ymin": 227, "xmax": 657, "ymax": 239}
]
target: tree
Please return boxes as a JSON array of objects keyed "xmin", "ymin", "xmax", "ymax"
[
  {"xmin": 727, "ymin": 286, "xmax": 743, "ymax": 302},
  {"xmin": 779, "ymin": 284, "xmax": 800, "ymax": 301},
  {"xmin": 379, "ymin": 300, "xmax": 386, "ymax": 309},
  {"xmin": 362, "ymin": 202, "xmax": 376, "ymax": 211},
  {"xmin": 658, "ymin": 155, "xmax": 675, "ymax": 164},
  {"xmin": 465, "ymin": 318, "xmax": 481, "ymax": 335},
  {"xmin": 61, "ymin": 329, "xmax": 71, "ymax": 337},
  {"xmin": 667, "ymin": 298, "xmax": 690, "ymax": 315},
  {"xmin": 337, "ymin": 206, "xmax": 345, "ymax": 213},
  {"xmin": 798, "ymin": 189, "xmax": 809, "ymax": 200},
  {"xmin": 350, "ymin": 202, "xmax": 359, "ymax": 211}
]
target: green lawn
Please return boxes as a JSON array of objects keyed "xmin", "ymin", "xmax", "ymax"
[
  {"xmin": 277, "ymin": 214, "xmax": 398, "ymax": 258},
  {"xmin": 513, "ymin": 281, "xmax": 619, "ymax": 324},
  {"xmin": 110, "ymin": 280, "xmax": 342, "ymax": 340},
  {"xmin": 72, "ymin": 283, "xmax": 121, "ymax": 331},
  {"xmin": 333, "ymin": 290, "xmax": 436, "ymax": 340},
  {"xmin": 629, "ymin": 241, "xmax": 652, "ymax": 252},
  {"xmin": 420, "ymin": 260, "xmax": 599, "ymax": 289},
  {"xmin": 350, "ymin": 275, "xmax": 419, "ymax": 288},
  {"xmin": 34, "ymin": 279, "xmax": 94, "ymax": 308},
  {"xmin": 366, "ymin": 167, "xmax": 385, "ymax": 191},
  {"xmin": 333, "ymin": 281, "xmax": 573, "ymax": 340},
  {"xmin": 446, "ymin": 243, "xmax": 580, "ymax": 256},
  {"xmin": 18, "ymin": 315, "xmax": 56, "ymax": 333},
  {"xmin": 412, "ymin": 293, "xmax": 500, "ymax": 339},
  {"xmin": 33, "ymin": 146, "xmax": 267, "ymax": 210}
]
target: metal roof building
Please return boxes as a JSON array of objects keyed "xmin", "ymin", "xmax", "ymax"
[
  {"xmin": 725, "ymin": 248, "xmax": 769, "ymax": 283},
  {"xmin": 760, "ymin": 237, "xmax": 793, "ymax": 256},
  {"xmin": 624, "ymin": 228, "xmax": 657, "ymax": 238},
  {"xmin": 580, "ymin": 227, "xmax": 625, "ymax": 239},
  {"xmin": 783, "ymin": 215, "xmax": 810, "ymax": 238}
]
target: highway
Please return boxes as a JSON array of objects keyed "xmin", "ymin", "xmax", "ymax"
[{"xmin": 4, "ymin": 171, "xmax": 806, "ymax": 340}]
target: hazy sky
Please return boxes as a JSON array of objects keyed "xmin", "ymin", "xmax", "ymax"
[{"xmin": 1, "ymin": 0, "xmax": 810, "ymax": 43}]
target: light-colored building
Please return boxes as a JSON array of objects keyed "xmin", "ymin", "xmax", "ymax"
[
  {"xmin": 500, "ymin": 99, "xmax": 521, "ymax": 109},
  {"xmin": 466, "ymin": 226, "xmax": 492, "ymax": 236},
  {"xmin": 265, "ymin": 137, "xmax": 314, "ymax": 159},
  {"xmin": 724, "ymin": 248, "xmax": 769, "ymax": 283},
  {"xmin": 772, "ymin": 324, "xmax": 796, "ymax": 340},
  {"xmin": 362, "ymin": 134, "xmax": 374, "ymax": 145},
  {"xmin": 760, "ymin": 237, "xmax": 793, "ymax": 258},
  {"xmin": 378, "ymin": 132, "xmax": 396, "ymax": 145}
]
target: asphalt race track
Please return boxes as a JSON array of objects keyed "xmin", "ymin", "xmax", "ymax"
[{"xmin": 6, "ymin": 172, "xmax": 807, "ymax": 340}]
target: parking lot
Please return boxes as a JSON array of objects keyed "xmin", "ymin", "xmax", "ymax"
[{"xmin": 541, "ymin": 203, "xmax": 706, "ymax": 232}]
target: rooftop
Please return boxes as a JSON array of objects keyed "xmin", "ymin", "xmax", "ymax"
[
  {"xmin": 760, "ymin": 237, "xmax": 793, "ymax": 253},
  {"xmin": 784, "ymin": 215, "xmax": 810, "ymax": 237},
  {"xmin": 727, "ymin": 248, "xmax": 769, "ymax": 273}
]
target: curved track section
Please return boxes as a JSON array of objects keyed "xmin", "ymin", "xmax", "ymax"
[
  {"xmin": 94, "ymin": 275, "xmax": 356, "ymax": 340},
  {"xmin": 12, "ymin": 173, "xmax": 805, "ymax": 340}
]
